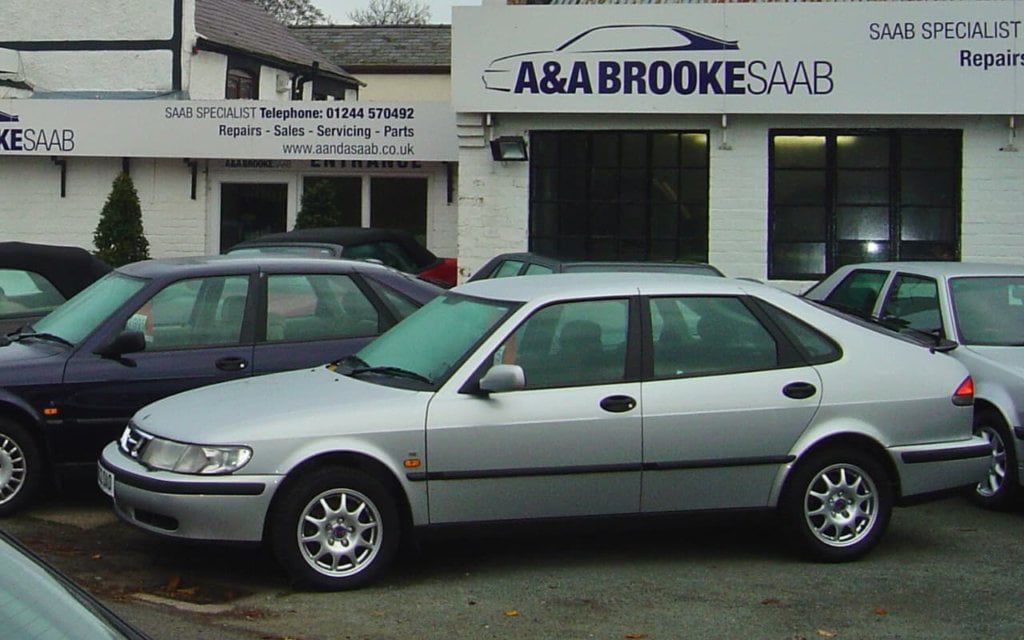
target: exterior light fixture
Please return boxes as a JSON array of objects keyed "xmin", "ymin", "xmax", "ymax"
[{"xmin": 490, "ymin": 136, "xmax": 528, "ymax": 161}]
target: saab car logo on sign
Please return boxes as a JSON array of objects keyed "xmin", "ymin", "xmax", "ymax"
[
  {"xmin": 483, "ymin": 24, "xmax": 833, "ymax": 97},
  {"xmin": 0, "ymin": 110, "xmax": 75, "ymax": 152}
]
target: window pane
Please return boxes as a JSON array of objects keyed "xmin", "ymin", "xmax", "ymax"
[
  {"xmin": 901, "ymin": 169, "xmax": 957, "ymax": 206},
  {"xmin": 837, "ymin": 169, "xmax": 889, "ymax": 205},
  {"xmin": 773, "ymin": 136, "xmax": 826, "ymax": 168},
  {"xmin": 902, "ymin": 132, "xmax": 959, "ymax": 168},
  {"xmin": 836, "ymin": 135, "xmax": 888, "ymax": 168},
  {"xmin": 773, "ymin": 206, "xmax": 827, "ymax": 242},
  {"xmin": 679, "ymin": 133, "xmax": 708, "ymax": 167},
  {"xmin": 267, "ymin": 274, "xmax": 378, "ymax": 342},
  {"xmin": 824, "ymin": 269, "xmax": 887, "ymax": 316},
  {"xmin": 0, "ymin": 270, "xmax": 65, "ymax": 317},
  {"xmin": 492, "ymin": 261, "xmax": 524, "ymax": 278},
  {"xmin": 900, "ymin": 207, "xmax": 955, "ymax": 242},
  {"xmin": 772, "ymin": 242, "xmax": 826, "ymax": 278},
  {"xmin": 128, "ymin": 276, "xmax": 249, "ymax": 349},
  {"xmin": 773, "ymin": 170, "xmax": 826, "ymax": 205},
  {"xmin": 500, "ymin": 299, "xmax": 629, "ymax": 388},
  {"xmin": 836, "ymin": 240, "xmax": 890, "ymax": 266},
  {"xmin": 836, "ymin": 206, "xmax": 889, "ymax": 241},
  {"xmin": 650, "ymin": 296, "xmax": 777, "ymax": 377},
  {"xmin": 880, "ymin": 274, "xmax": 941, "ymax": 334}
]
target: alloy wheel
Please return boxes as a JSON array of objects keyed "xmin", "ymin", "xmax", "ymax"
[
  {"xmin": 296, "ymin": 488, "xmax": 383, "ymax": 578},
  {"xmin": 802, "ymin": 462, "xmax": 879, "ymax": 548}
]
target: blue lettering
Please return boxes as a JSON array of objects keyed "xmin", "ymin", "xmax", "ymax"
[
  {"xmin": 623, "ymin": 61, "xmax": 646, "ymax": 94},
  {"xmin": 513, "ymin": 62, "xmax": 540, "ymax": 94},
  {"xmin": 648, "ymin": 61, "xmax": 672, "ymax": 95},
  {"xmin": 566, "ymin": 61, "xmax": 593, "ymax": 94},
  {"xmin": 699, "ymin": 61, "xmax": 725, "ymax": 94},
  {"xmin": 598, "ymin": 61, "xmax": 621, "ymax": 94},
  {"xmin": 674, "ymin": 61, "xmax": 697, "ymax": 95}
]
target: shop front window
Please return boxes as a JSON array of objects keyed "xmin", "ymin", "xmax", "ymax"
[
  {"xmin": 769, "ymin": 130, "xmax": 961, "ymax": 280},
  {"xmin": 371, "ymin": 177, "xmax": 428, "ymax": 245},
  {"xmin": 220, "ymin": 183, "xmax": 288, "ymax": 252},
  {"xmin": 303, "ymin": 177, "xmax": 362, "ymax": 226},
  {"xmin": 529, "ymin": 130, "xmax": 709, "ymax": 262}
]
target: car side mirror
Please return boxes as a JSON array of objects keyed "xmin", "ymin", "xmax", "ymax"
[
  {"xmin": 95, "ymin": 330, "xmax": 146, "ymax": 359},
  {"xmin": 478, "ymin": 364, "xmax": 526, "ymax": 394}
]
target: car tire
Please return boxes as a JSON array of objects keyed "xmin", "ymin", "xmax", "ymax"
[
  {"xmin": 269, "ymin": 467, "xmax": 400, "ymax": 591},
  {"xmin": 781, "ymin": 448, "xmax": 893, "ymax": 562},
  {"xmin": 971, "ymin": 409, "xmax": 1019, "ymax": 510},
  {"xmin": 0, "ymin": 418, "xmax": 43, "ymax": 517}
]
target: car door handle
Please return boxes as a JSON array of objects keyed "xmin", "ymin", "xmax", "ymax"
[
  {"xmin": 600, "ymin": 395, "xmax": 637, "ymax": 413},
  {"xmin": 783, "ymin": 382, "xmax": 817, "ymax": 399},
  {"xmin": 216, "ymin": 356, "xmax": 248, "ymax": 371}
]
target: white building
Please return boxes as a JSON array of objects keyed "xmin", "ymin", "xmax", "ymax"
[
  {"xmin": 3, "ymin": 0, "xmax": 1024, "ymax": 289},
  {"xmin": 452, "ymin": 0, "xmax": 1024, "ymax": 288},
  {"xmin": 0, "ymin": 0, "xmax": 458, "ymax": 261}
]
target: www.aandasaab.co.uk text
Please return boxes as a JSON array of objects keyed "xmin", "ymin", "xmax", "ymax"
[{"xmin": 281, "ymin": 142, "xmax": 415, "ymax": 155}]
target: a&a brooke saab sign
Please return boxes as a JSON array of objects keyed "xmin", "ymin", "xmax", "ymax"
[{"xmin": 452, "ymin": 0, "xmax": 1024, "ymax": 114}]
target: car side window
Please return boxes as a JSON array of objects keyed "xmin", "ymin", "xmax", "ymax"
[
  {"xmin": 824, "ymin": 270, "xmax": 888, "ymax": 317},
  {"xmin": 0, "ymin": 269, "xmax": 65, "ymax": 317},
  {"xmin": 123, "ymin": 276, "xmax": 250, "ymax": 350},
  {"xmin": 341, "ymin": 242, "xmax": 418, "ymax": 273},
  {"xmin": 880, "ymin": 274, "xmax": 942, "ymax": 335},
  {"xmin": 363, "ymin": 276, "xmax": 418, "ymax": 320},
  {"xmin": 266, "ymin": 274, "xmax": 379, "ymax": 342},
  {"xmin": 650, "ymin": 296, "xmax": 778, "ymax": 378},
  {"xmin": 493, "ymin": 299, "xmax": 629, "ymax": 388},
  {"xmin": 492, "ymin": 260, "xmax": 524, "ymax": 278},
  {"xmin": 523, "ymin": 263, "xmax": 555, "ymax": 276}
]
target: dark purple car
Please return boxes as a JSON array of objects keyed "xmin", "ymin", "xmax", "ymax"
[{"xmin": 0, "ymin": 255, "xmax": 442, "ymax": 515}]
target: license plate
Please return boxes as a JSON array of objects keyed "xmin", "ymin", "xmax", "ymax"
[{"xmin": 97, "ymin": 464, "xmax": 115, "ymax": 498}]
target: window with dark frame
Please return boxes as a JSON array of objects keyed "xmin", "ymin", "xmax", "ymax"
[
  {"xmin": 769, "ymin": 130, "xmax": 961, "ymax": 280},
  {"xmin": 226, "ymin": 68, "xmax": 257, "ymax": 99},
  {"xmin": 529, "ymin": 130, "xmax": 710, "ymax": 262}
]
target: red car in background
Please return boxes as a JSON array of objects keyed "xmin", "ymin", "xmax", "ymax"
[{"xmin": 227, "ymin": 227, "xmax": 458, "ymax": 288}]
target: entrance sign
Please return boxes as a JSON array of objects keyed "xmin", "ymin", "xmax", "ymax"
[
  {"xmin": 452, "ymin": 1, "xmax": 1024, "ymax": 114},
  {"xmin": 0, "ymin": 100, "xmax": 457, "ymax": 161}
]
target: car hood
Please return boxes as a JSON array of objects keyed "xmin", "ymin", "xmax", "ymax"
[
  {"xmin": 132, "ymin": 365, "xmax": 430, "ymax": 443},
  {"xmin": 0, "ymin": 339, "xmax": 68, "ymax": 385}
]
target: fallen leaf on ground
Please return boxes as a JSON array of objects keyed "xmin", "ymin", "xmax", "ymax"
[
  {"xmin": 874, "ymin": 608, "xmax": 888, "ymax": 616},
  {"xmin": 504, "ymin": 609, "xmax": 519, "ymax": 617},
  {"xmin": 817, "ymin": 629, "xmax": 837, "ymax": 638},
  {"xmin": 624, "ymin": 633, "xmax": 648, "ymax": 639},
  {"xmin": 762, "ymin": 597, "xmax": 781, "ymax": 605}
]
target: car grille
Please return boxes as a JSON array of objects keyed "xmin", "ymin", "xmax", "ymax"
[{"xmin": 119, "ymin": 422, "xmax": 153, "ymax": 460}]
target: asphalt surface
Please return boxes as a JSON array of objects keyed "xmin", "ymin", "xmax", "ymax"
[{"xmin": 2, "ymin": 483, "xmax": 1022, "ymax": 640}]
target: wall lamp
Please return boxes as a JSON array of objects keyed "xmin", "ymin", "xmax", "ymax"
[{"xmin": 490, "ymin": 135, "xmax": 528, "ymax": 161}]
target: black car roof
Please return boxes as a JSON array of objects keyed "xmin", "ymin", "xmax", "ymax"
[
  {"xmin": 229, "ymin": 227, "xmax": 438, "ymax": 263},
  {"xmin": 0, "ymin": 242, "xmax": 111, "ymax": 297},
  {"xmin": 116, "ymin": 254, "xmax": 388, "ymax": 279}
]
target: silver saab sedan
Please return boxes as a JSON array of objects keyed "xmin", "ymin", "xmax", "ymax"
[{"xmin": 99, "ymin": 273, "xmax": 989, "ymax": 590}]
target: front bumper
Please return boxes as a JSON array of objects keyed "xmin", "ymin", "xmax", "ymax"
[
  {"xmin": 98, "ymin": 441, "xmax": 282, "ymax": 543},
  {"xmin": 891, "ymin": 436, "xmax": 990, "ymax": 499}
]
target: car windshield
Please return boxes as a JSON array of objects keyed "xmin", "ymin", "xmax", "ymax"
[
  {"xmin": 350, "ymin": 293, "xmax": 514, "ymax": 386},
  {"xmin": 950, "ymin": 276, "xmax": 1024, "ymax": 346},
  {"xmin": 30, "ymin": 272, "xmax": 146, "ymax": 345},
  {"xmin": 0, "ymin": 534, "xmax": 137, "ymax": 639}
]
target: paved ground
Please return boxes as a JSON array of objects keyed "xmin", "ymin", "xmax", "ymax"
[{"xmin": 2, "ymin": 484, "xmax": 1022, "ymax": 640}]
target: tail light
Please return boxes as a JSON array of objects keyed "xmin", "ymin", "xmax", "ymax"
[{"xmin": 952, "ymin": 376, "xmax": 974, "ymax": 406}]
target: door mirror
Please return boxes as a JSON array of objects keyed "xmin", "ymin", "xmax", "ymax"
[
  {"xmin": 478, "ymin": 364, "xmax": 526, "ymax": 393},
  {"xmin": 94, "ymin": 330, "xmax": 146, "ymax": 358}
]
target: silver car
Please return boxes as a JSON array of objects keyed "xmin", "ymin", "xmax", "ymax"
[
  {"xmin": 99, "ymin": 273, "xmax": 987, "ymax": 590},
  {"xmin": 805, "ymin": 261, "xmax": 1024, "ymax": 509}
]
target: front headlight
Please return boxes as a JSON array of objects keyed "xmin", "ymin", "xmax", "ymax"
[{"xmin": 138, "ymin": 438, "xmax": 252, "ymax": 475}]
